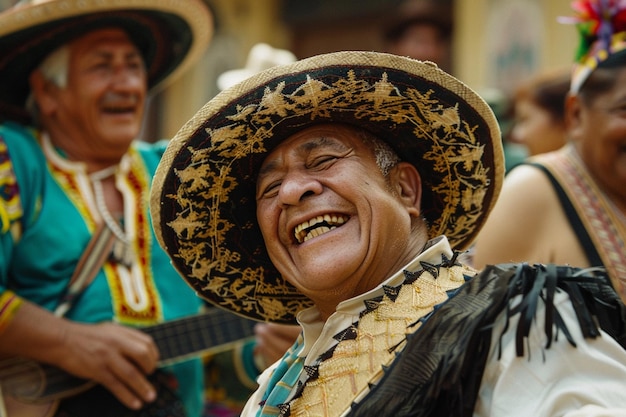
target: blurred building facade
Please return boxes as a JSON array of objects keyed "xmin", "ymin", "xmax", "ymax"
[
  {"xmin": 154, "ymin": 0, "xmax": 575, "ymax": 141},
  {"xmin": 0, "ymin": 0, "xmax": 575, "ymax": 141}
]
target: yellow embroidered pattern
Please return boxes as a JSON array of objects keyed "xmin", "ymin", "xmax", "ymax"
[
  {"xmin": 289, "ymin": 263, "xmax": 475, "ymax": 416},
  {"xmin": 0, "ymin": 139, "xmax": 23, "ymax": 241},
  {"xmin": 0, "ymin": 291, "xmax": 24, "ymax": 335}
]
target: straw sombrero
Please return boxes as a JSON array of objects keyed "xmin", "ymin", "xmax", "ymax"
[
  {"xmin": 0, "ymin": 0, "xmax": 213, "ymax": 122},
  {"xmin": 150, "ymin": 51, "xmax": 504, "ymax": 324}
]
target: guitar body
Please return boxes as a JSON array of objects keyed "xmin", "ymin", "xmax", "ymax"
[
  {"xmin": 2, "ymin": 396, "xmax": 58, "ymax": 417},
  {"xmin": 0, "ymin": 354, "xmax": 97, "ymax": 417}
]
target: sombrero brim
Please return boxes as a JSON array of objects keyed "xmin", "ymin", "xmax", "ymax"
[
  {"xmin": 0, "ymin": 0, "xmax": 212, "ymax": 122},
  {"xmin": 151, "ymin": 51, "xmax": 504, "ymax": 324}
]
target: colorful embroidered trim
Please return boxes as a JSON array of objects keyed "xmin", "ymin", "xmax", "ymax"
[
  {"xmin": 105, "ymin": 147, "xmax": 161, "ymax": 325},
  {"xmin": 44, "ymin": 136, "xmax": 162, "ymax": 325},
  {"xmin": 0, "ymin": 291, "xmax": 24, "ymax": 335},
  {"xmin": 0, "ymin": 134, "xmax": 23, "ymax": 241},
  {"xmin": 532, "ymin": 144, "xmax": 626, "ymax": 299}
]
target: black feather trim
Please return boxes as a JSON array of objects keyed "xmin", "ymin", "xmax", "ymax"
[{"xmin": 346, "ymin": 263, "xmax": 626, "ymax": 417}]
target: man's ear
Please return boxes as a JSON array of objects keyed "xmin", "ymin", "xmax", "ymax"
[
  {"xmin": 391, "ymin": 162, "xmax": 422, "ymax": 217},
  {"xmin": 29, "ymin": 70, "xmax": 58, "ymax": 116}
]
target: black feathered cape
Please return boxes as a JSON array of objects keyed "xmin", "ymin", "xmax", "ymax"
[{"xmin": 345, "ymin": 262, "xmax": 626, "ymax": 417}]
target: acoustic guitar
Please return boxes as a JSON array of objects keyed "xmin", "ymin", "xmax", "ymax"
[{"xmin": 0, "ymin": 308, "xmax": 257, "ymax": 417}]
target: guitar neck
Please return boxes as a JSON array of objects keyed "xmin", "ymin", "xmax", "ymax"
[{"xmin": 146, "ymin": 308, "xmax": 257, "ymax": 365}]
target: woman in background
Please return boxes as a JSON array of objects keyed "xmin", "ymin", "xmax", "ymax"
[{"xmin": 509, "ymin": 68, "xmax": 570, "ymax": 156}]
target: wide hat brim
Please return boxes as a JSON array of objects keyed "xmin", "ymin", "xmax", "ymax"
[
  {"xmin": 151, "ymin": 51, "xmax": 504, "ymax": 324},
  {"xmin": 0, "ymin": 0, "xmax": 212, "ymax": 122}
]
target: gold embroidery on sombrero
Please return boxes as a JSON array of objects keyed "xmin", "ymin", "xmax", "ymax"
[
  {"xmin": 166, "ymin": 70, "xmax": 490, "ymax": 322},
  {"xmin": 283, "ymin": 261, "xmax": 475, "ymax": 416}
]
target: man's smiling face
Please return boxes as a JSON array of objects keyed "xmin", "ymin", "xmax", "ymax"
[
  {"xmin": 33, "ymin": 28, "xmax": 147, "ymax": 164},
  {"xmin": 256, "ymin": 123, "xmax": 424, "ymax": 317}
]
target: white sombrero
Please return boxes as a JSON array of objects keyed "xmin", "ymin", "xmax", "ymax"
[{"xmin": 217, "ymin": 43, "xmax": 297, "ymax": 91}]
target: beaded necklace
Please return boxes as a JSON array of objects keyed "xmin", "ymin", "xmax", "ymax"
[{"xmin": 89, "ymin": 165, "xmax": 134, "ymax": 267}]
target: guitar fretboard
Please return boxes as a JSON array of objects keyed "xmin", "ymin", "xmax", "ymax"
[{"xmin": 146, "ymin": 308, "xmax": 257, "ymax": 365}]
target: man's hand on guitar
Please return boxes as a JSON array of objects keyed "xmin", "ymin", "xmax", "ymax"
[
  {"xmin": 0, "ymin": 300, "xmax": 159, "ymax": 410},
  {"xmin": 54, "ymin": 321, "xmax": 159, "ymax": 410}
]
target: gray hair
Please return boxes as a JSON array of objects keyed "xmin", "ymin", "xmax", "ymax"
[
  {"xmin": 25, "ymin": 45, "xmax": 70, "ymax": 123},
  {"xmin": 356, "ymin": 127, "xmax": 428, "ymax": 233},
  {"xmin": 356, "ymin": 128, "xmax": 401, "ymax": 176}
]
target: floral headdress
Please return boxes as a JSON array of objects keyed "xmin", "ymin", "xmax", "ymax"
[{"xmin": 559, "ymin": 0, "xmax": 626, "ymax": 92}]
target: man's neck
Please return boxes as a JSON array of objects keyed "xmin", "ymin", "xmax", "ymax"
[{"xmin": 43, "ymin": 129, "xmax": 130, "ymax": 174}]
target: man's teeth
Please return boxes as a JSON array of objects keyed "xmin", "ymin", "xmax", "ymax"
[
  {"xmin": 105, "ymin": 106, "xmax": 133, "ymax": 113},
  {"xmin": 294, "ymin": 214, "xmax": 348, "ymax": 243},
  {"xmin": 303, "ymin": 226, "xmax": 333, "ymax": 242}
]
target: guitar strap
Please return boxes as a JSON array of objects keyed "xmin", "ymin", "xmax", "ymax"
[
  {"xmin": 52, "ymin": 224, "xmax": 187, "ymax": 417},
  {"xmin": 54, "ymin": 222, "xmax": 116, "ymax": 317}
]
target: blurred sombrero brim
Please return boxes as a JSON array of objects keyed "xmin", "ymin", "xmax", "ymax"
[
  {"xmin": 0, "ymin": 0, "xmax": 213, "ymax": 122},
  {"xmin": 151, "ymin": 51, "xmax": 504, "ymax": 324},
  {"xmin": 216, "ymin": 43, "xmax": 297, "ymax": 91}
]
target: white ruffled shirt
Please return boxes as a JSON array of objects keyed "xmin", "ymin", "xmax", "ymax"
[{"xmin": 243, "ymin": 236, "xmax": 626, "ymax": 417}]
